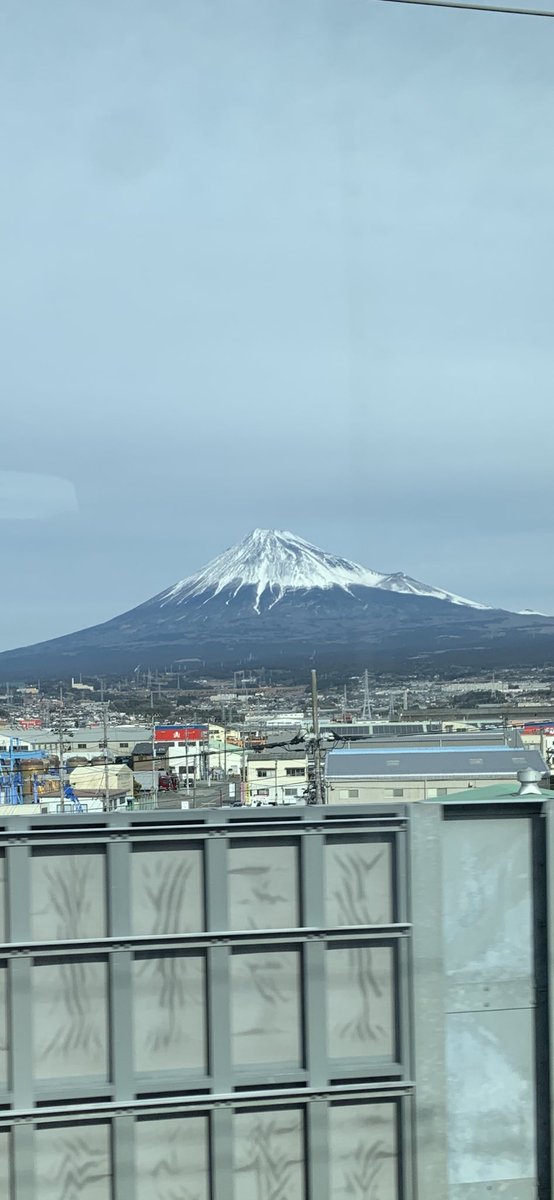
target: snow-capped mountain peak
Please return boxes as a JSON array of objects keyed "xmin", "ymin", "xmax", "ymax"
[
  {"xmin": 161, "ymin": 529, "xmax": 384, "ymax": 612},
  {"xmin": 159, "ymin": 528, "xmax": 488, "ymax": 612}
]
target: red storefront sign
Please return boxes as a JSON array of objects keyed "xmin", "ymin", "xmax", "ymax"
[{"xmin": 154, "ymin": 726, "xmax": 207, "ymax": 742}]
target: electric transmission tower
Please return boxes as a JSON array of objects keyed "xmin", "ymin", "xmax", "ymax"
[{"xmin": 362, "ymin": 669, "xmax": 373, "ymax": 722}]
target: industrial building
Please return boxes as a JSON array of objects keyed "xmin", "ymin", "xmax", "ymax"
[{"xmin": 325, "ymin": 743, "xmax": 548, "ymax": 803}]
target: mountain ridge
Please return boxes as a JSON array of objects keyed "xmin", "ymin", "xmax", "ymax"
[{"xmin": 1, "ymin": 528, "xmax": 553, "ymax": 679}]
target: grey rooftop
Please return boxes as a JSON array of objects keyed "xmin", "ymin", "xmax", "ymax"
[{"xmin": 325, "ymin": 744, "xmax": 547, "ymax": 780}]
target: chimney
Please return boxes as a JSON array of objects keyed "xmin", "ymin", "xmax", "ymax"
[{"xmin": 517, "ymin": 768, "xmax": 543, "ymax": 796}]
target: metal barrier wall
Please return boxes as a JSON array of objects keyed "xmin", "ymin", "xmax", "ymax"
[
  {"xmin": 0, "ymin": 805, "xmax": 413, "ymax": 1200},
  {"xmin": 0, "ymin": 800, "xmax": 550, "ymax": 1198}
]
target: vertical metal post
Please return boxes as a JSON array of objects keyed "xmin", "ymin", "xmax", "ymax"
[
  {"xmin": 112, "ymin": 1115, "xmax": 135, "ymax": 1200},
  {"xmin": 11, "ymin": 1124, "xmax": 35, "ymax": 1200},
  {"xmin": 301, "ymin": 825, "xmax": 330, "ymax": 1200},
  {"xmin": 395, "ymin": 819, "xmax": 416, "ymax": 1200},
  {"xmin": 306, "ymin": 1101, "xmax": 330, "ymax": 1200},
  {"xmin": 408, "ymin": 803, "xmax": 448, "ymax": 1198},
  {"xmin": 107, "ymin": 829, "xmax": 135, "ymax": 1199},
  {"xmin": 301, "ymin": 830, "xmax": 327, "ymax": 1089},
  {"xmin": 210, "ymin": 1108, "xmax": 233, "ymax": 1200},
  {"xmin": 544, "ymin": 799, "xmax": 554, "ymax": 1200},
  {"xmin": 204, "ymin": 818, "xmax": 231, "ymax": 1094},
  {"xmin": 7, "ymin": 829, "xmax": 34, "ymax": 1200},
  {"xmin": 107, "ymin": 834, "xmax": 134, "ymax": 1100}
]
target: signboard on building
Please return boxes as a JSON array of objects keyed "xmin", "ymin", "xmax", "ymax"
[{"xmin": 154, "ymin": 725, "xmax": 207, "ymax": 743}]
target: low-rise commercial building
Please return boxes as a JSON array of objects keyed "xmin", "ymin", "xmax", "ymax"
[{"xmin": 325, "ymin": 743, "xmax": 548, "ymax": 803}]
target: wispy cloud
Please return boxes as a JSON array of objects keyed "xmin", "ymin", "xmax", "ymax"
[{"xmin": 0, "ymin": 471, "xmax": 78, "ymax": 520}]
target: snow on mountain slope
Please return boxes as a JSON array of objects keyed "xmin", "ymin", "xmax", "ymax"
[
  {"xmin": 159, "ymin": 529, "xmax": 489, "ymax": 612},
  {"xmin": 376, "ymin": 572, "xmax": 489, "ymax": 609}
]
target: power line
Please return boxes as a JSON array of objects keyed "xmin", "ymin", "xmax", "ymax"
[{"xmin": 376, "ymin": 0, "xmax": 554, "ymax": 17}]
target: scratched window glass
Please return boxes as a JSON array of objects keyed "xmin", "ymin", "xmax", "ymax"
[
  {"xmin": 228, "ymin": 841, "xmax": 299, "ymax": 930},
  {"xmin": 326, "ymin": 945, "xmax": 396, "ymax": 1062},
  {"xmin": 31, "ymin": 850, "xmax": 106, "ymax": 941},
  {"xmin": 329, "ymin": 1103, "xmax": 398, "ymax": 1199},
  {"xmin": 133, "ymin": 952, "xmax": 207, "ymax": 1074},
  {"xmin": 32, "ymin": 959, "xmax": 109, "ymax": 1081},
  {"xmin": 234, "ymin": 1108, "xmax": 305, "ymax": 1200},
  {"xmin": 325, "ymin": 837, "xmax": 394, "ymax": 926},
  {"xmin": 136, "ymin": 1116, "xmax": 210, "ymax": 1200},
  {"xmin": 131, "ymin": 845, "xmax": 204, "ymax": 935},
  {"xmin": 230, "ymin": 949, "xmax": 302, "ymax": 1068},
  {"xmin": 35, "ymin": 1123, "xmax": 112, "ymax": 1200}
]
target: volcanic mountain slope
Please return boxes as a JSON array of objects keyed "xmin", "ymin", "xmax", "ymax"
[{"xmin": 1, "ymin": 528, "xmax": 554, "ymax": 678}]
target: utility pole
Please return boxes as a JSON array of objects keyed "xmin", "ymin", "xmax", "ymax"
[
  {"xmin": 102, "ymin": 701, "xmax": 110, "ymax": 811},
  {"xmin": 311, "ymin": 669, "xmax": 323, "ymax": 805},
  {"xmin": 151, "ymin": 720, "xmax": 157, "ymax": 807},
  {"xmin": 58, "ymin": 685, "xmax": 65, "ymax": 814},
  {"xmin": 241, "ymin": 738, "xmax": 247, "ymax": 806}
]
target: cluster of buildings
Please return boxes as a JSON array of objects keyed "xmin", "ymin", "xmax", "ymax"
[{"xmin": 0, "ymin": 710, "xmax": 552, "ymax": 811}]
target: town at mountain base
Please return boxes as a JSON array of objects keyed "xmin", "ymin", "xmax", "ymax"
[{"xmin": 1, "ymin": 529, "xmax": 554, "ymax": 679}]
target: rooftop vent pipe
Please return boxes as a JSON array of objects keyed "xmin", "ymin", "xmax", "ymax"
[{"xmin": 517, "ymin": 768, "xmax": 543, "ymax": 796}]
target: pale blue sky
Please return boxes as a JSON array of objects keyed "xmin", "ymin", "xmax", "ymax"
[{"xmin": 2, "ymin": 0, "xmax": 554, "ymax": 647}]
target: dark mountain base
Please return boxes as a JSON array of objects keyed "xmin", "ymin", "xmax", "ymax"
[{"xmin": 1, "ymin": 584, "xmax": 554, "ymax": 680}]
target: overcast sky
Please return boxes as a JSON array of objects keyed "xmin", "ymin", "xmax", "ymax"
[{"xmin": 1, "ymin": 0, "xmax": 553, "ymax": 648}]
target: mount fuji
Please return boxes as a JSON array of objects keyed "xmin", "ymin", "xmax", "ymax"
[{"xmin": 1, "ymin": 528, "xmax": 554, "ymax": 678}]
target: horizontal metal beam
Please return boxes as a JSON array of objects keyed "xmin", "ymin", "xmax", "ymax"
[
  {"xmin": 0, "ymin": 923, "xmax": 411, "ymax": 958},
  {"xmin": 1, "ymin": 1079, "xmax": 414, "ymax": 1125},
  {"xmin": 0, "ymin": 805, "xmax": 407, "ymax": 837}
]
